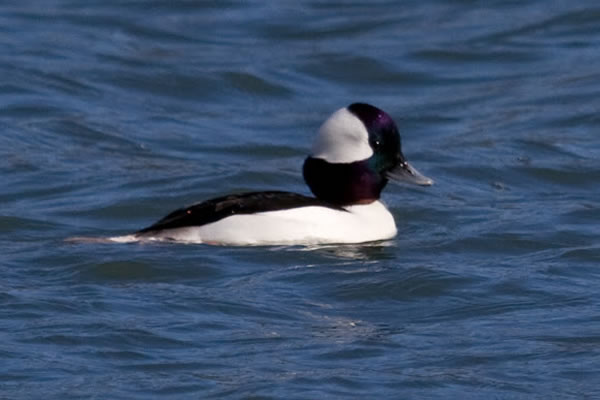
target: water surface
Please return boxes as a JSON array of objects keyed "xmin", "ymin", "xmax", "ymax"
[{"xmin": 1, "ymin": 1, "xmax": 600, "ymax": 398}]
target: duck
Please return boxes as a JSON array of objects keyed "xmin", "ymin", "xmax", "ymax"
[{"xmin": 110, "ymin": 103, "xmax": 432, "ymax": 245}]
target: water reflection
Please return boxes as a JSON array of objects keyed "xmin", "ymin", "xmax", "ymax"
[{"xmin": 278, "ymin": 240, "xmax": 398, "ymax": 261}]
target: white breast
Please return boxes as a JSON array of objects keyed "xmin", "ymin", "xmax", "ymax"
[{"xmin": 128, "ymin": 201, "xmax": 397, "ymax": 246}]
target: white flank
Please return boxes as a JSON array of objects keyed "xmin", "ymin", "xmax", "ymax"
[
  {"xmin": 311, "ymin": 107, "xmax": 373, "ymax": 163},
  {"xmin": 129, "ymin": 201, "xmax": 397, "ymax": 246}
]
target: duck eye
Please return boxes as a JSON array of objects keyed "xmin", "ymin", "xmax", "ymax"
[{"xmin": 373, "ymin": 140, "xmax": 381, "ymax": 149}]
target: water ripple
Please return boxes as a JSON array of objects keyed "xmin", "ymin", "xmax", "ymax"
[{"xmin": 1, "ymin": 0, "xmax": 600, "ymax": 398}]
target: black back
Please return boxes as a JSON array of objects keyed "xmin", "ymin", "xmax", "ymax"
[{"xmin": 137, "ymin": 191, "xmax": 345, "ymax": 234}]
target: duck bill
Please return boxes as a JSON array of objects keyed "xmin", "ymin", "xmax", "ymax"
[{"xmin": 387, "ymin": 161, "xmax": 433, "ymax": 186}]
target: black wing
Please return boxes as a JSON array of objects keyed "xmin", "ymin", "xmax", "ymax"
[{"xmin": 136, "ymin": 191, "xmax": 345, "ymax": 234}]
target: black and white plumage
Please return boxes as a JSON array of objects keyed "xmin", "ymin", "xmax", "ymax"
[
  {"xmin": 136, "ymin": 191, "xmax": 345, "ymax": 234},
  {"xmin": 109, "ymin": 103, "xmax": 432, "ymax": 245}
]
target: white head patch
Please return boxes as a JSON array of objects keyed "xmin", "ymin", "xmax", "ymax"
[{"xmin": 311, "ymin": 107, "xmax": 373, "ymax": 163}]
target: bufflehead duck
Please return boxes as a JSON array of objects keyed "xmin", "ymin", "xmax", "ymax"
[{"xmin": 111, "ymin": 103, "xmax": 432, "ymax": 245}]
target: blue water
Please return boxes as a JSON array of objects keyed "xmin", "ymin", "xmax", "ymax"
[{"xmin": 2, "ymin": 1, "xmax": 600, "ymax": 398}]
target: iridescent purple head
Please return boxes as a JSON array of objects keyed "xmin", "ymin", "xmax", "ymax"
[
  {"xmin": 347, "ymin": 103, "xmax": 402, "ymax": 175},
  {"xmin": 303, "ymin": 103, "xmax": 432, "ymax": 205}
]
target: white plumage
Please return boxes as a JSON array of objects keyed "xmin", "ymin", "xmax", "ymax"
[
  {"xmin": 114, "ymin": 201, "xmax": 396, "ymax": 246},
  {"xmin": 311, "ymin": 107, "xmax": 373, "ymax": 163}
]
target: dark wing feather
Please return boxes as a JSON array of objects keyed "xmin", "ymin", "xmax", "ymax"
[{"xmin": 136, "ymin": 191, "xmax": 345, "ymax": 234}]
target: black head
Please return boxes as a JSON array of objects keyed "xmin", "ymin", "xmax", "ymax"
[
  {"xmin": 303, "ymin": 103, "xmax": 432, "ymax": 205},
  {"xmin": 347, "ymin": 103, "xmax": 404, "ymax": 176}
]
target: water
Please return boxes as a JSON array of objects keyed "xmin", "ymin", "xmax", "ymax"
[{"xmin": 1, "ymin": 1, "xmax": 600, "ymax": 398}]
